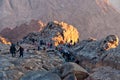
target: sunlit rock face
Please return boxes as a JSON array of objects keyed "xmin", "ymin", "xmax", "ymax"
[
  {"xmin": 109, "ymin": 0, "xmax": 120, "ymax": 11},
  {"xmin": 100, "ymin": 35, "xmax": 119, "ymax": 50},
  {"xmin": 52, "ymin": 21, "xmax": 79, "ymax": 46},
  {"xmin": 22, "ymin": 21, "xmax": 79, "ymax": 46},
  {"xmin": 0, "ymin": 36, "xmax": 11, "ymax": 45}
]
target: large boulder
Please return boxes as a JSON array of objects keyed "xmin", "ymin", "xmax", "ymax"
[
  {"xmin": 60, "ymin": 62, "xmax": 89, "ymax": 78},
  {"xmin": 52, "ymin": 62, "xmax": 89, "ymax": 80}
]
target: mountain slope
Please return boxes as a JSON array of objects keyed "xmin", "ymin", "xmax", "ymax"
[{"xmin": 0, "ymin": 0, "xmax": 120, "ymax": 40}]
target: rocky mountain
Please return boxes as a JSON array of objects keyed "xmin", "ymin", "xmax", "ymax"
[
  {"xmin": 0, "ymin": 0, "xmax": 120, "ymax": 80},
  {"xmin": 0, "ymin": 0, "xmax": 120, "ymax": 40}
]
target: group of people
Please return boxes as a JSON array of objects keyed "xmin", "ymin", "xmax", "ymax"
[
  {"xmin": 9, "ymin": 42, "xmax": 80, "ymax": 65},
  {"xmin": 10, "ymin": 43, "xmax": 24, "ymax": 57},
  {"xmin": 38, "ymin": 40, "xmax": 53, "ymax": 50}
]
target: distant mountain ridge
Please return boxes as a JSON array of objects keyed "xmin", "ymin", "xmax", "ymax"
[{"xmin": 0, "ymin": 20, "xmax": 42, "ymax": 42}]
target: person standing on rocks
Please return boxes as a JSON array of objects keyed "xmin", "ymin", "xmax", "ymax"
[
  {"xmin": 18, "ymin": 46, "xmax": 24, "ymax": 57},
  {"xmin": 10, "ymin": 43, "xmax": 16, "ymax": 57}
]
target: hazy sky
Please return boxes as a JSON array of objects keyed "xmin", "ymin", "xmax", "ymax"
[{"xmin": 110, "ymin": 0, "xmax": 120, "ymax": 11}]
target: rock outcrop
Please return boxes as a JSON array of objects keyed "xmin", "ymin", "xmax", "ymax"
[
  {"xmin": 72, "ymin": 34, "xmax": 120, "ymax": 76},
  {"xmin": 22, "ymin": 21, "xmax": 79, "ymax": 46},
  {"xmin": 100, "ymin": 35, "xmax": 119, "ymax": 50}
]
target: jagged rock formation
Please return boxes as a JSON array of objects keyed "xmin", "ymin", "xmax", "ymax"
[
  {"xmin": 0, "ymin": 0, "xmax": 120, "ymax": 40},
  {"xmin": 22, "ymin": 21, "xmax": 79, "ymax": 46}
]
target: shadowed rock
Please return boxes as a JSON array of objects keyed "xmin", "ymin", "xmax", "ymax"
[
  {"xmin": 88, "ymin": 67, "xmax": 120, "ymax": 80},
  {"xmin": 51, "ymin": 62, "xmax": 89, "ymax": 80}
]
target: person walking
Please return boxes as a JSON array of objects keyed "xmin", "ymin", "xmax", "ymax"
[
  {"xmin": 10, "ymin": 43, "xmax": 16, "ymax": 57},
  {"xmin": 18, "ymin": 46, "xmax": 24, "ymax": 57}
]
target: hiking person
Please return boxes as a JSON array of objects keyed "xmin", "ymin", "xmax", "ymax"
[
  {"xmin": 10, "ymin": 43, "xmax": 16, "ymax": 57},
  {"xmin": 38, "ymin": 45, "xmax": 41, "ymax": 50},
  {"xmin": 18, "ymin": 46, "xmax": 24, "ymax": 57},
  {"xmin": 47, "ymin": 42, "xmax": 50, "ymax": 48},
  {"xmin": 50, "ymin": 43, "xmax": 53, "ymax": 48},
  {"xmin": 40, "ymin": 40, "xmax": 44, "ymax": 45}
]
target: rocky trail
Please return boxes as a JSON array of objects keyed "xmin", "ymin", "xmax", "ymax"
[
  {"xmin": 0, "ymin": 46, "xmax": 64, "ymax": 80},
  {"xmin": 0, "ymin": 42, "xmax": 90, "ymax": 80}
]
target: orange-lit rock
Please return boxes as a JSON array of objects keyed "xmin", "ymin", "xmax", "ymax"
[
  {"xmin": 0, "ymin": 36, "xmax": 11, "ymax": 45},
  {"xmin": 38, "ymin": 20, "xmax": 45, "ymax": 31},
  {"xmin": 100, "ymin": 35, "xmax": 119, "ymax": 50},
  {"xmin": 52, "ymin": 21, "xmax": 79, "ymax": 46},
  {"xmin": 22, "ymin": 21, "xmax": 79, "ymax": 46}
]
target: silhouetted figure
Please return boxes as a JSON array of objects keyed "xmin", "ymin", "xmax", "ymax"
[
  {"xmin": 30, "ymin": 38, "xmax": 35, "ymax": 44},
  {"xmin": 38, "ymin": 45, "xmax": 41, "ymax": 50},
  {"xmin": 50, "ymin": 43, "xmax": 53, "ymax": 48},
  {"xmin": 47, "ymin": 42, "xmax": 50, "ymax": 48},
  {"xmin": 18, "ymin": 46, "xmax": 24, "ymax": 57},
  {"xmin": 10, "ymin": 43, "xmax": 16, "ymax": 57},
  {"xmin": 47, "ymin": 42, "xmax": 53, "ymax": 48},
  {"xmin": 40, "ymin": 40, "xmax": 44, "ymax": 45}
]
